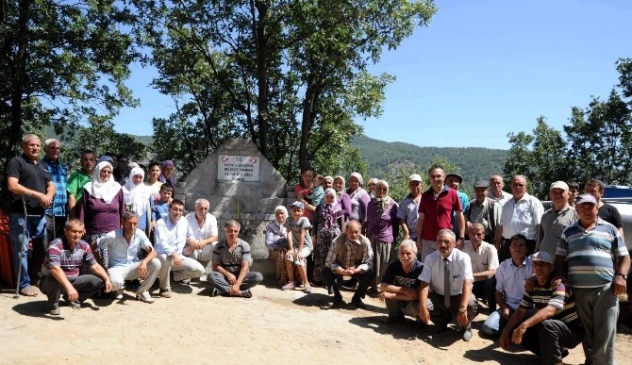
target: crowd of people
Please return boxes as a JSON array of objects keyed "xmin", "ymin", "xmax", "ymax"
[{"xmin": 3, "ymin": 134, "xmax": 631, "ymax": 365}]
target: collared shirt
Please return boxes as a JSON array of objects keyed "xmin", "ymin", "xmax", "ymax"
[
  {"xmin": 461, "ymin": 240, "xmax": 499, "ymax": 278},
  {"xmin": 487, "ymin": 190, "xmax": 513, "ymax": 207},
  {"xmin": 381, "ymin": 259, "xmax": 424, "ymax": 289},
  {"xmin": 520, "ymin": 280, "xmax": 581, "ymax": 326},
  {"xmin": 419, "ymin": 248, "xmax": 473, "ymax": 296},
  {"xmin": 495, "ymin": 257, "xmax": 533, "ymax": 310},
  {"xmin": 419, "ymin": 185, "xmax": 462, "ymax": 240},
  {"xmin": 557, "ymin": 217, "xmax": 628, "ymax": 288},
  {"xmin": 212, "ymin": 238, "xmax": 252, "ymax": 274},
  {"xmin": 42, "ymin": 157, "xmax": 67, "ymax": 217},
  {"xmin": 66, "ymin": 170, "xmax": 91, "ymax": 204},
  {"xmin": 464, "ymin": 197, "xmax": 501, "ymax": 236},
  {"xmin": 397, "ymin": 194, "xmax": 420, "ymax": 240},
  {"xmin": 185, "ymin": 212, "xmax": 218, "ymax": 242},
  {"xmin": 5, "ymin": 154, "xmax": 51, "ymax": 214},
  {"xmin": 453, "ymin": 190, "xmax": 469, "ymax": 235},
  {"xmin": 500, "ymin": 193, "xmax": 544, "ymax": 240},
  {"xmin": 325, "ymin": 234, "xmax": 373, "ymax": 272},
  {"xmin": 97, "ymin": 228, "xmax": 153, "ymax": 267},
  {"xmin": 45, "ymin": 237, "xmax": 96, "ymax": 280},
  {"xmin": 537, "ymin": 204, "xmax": 578, "ymax": 258},
  {"xmin": 154, "ymin": 217, "xmax": 193, "ymax": 256}
]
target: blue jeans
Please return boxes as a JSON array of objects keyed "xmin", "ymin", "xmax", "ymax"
[{"xmin": 9, "ymin": 213, "xmax": 47, "ymax": 289}]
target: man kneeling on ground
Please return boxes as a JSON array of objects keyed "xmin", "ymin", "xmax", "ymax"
[
  {"xmin": 500, "ymin": 252, "xmax": 584, "ymax": 365},
  {"xmin": 207, "ymin": 220, "xmax": 263, "ymax": 298},
  {"xmin": 379, "ymin": 239, "xmax": 423, "ymax": 324},
  {"xmin": 40, "ymin": 219, "xmax": 111, "ymax": 315},
  {"xmin": 97, "ymin": 211, "xmax": 161, "ymax": 303},
  {"xmin": 418, "ymin": 229, "xmax": 477, "ymax": 341},
  {"xmin": 323, "ymin": 220, "xmax": 374, "ymax": 309}
]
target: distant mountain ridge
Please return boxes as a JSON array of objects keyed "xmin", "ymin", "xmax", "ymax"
[{"xmin": 351, "ymin": 134, "xmax": 508, "ymax": 186}]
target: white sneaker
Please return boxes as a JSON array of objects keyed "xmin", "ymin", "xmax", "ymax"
[
  {"xmin": 136, "ymin": 291, "xmax": 155, "ymax": 304},
  {"xmin": 115, "ymin": 289, "xmax": 124, "ymax": 300}
]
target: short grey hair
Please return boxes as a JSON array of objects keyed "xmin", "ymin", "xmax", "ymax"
[
  {"xmin": 470, "ymin": 223, "xmax": 485, "ymax": 232},
  {"xmin": 122, "ymin": 211, "xmax": 140, "ymax": 221},
  {"xmin": 399, "ymin": 239, "xmax": 417, "ymax": 254},
  {"xmin": 22, "ymin": 134, "xmax": 40, "ymax": 144},
  {"xmin": 44, "ymin": 138, "xmax": 61, "ymax": 148},
  {"xmin": 225, "ymin": 220, "xmax": 241, "ymax": 230},
  {"xmin": 195, "ymin": 198, "xmax": 210, "ymax": 208},
  {"xmin": 437, "ymin": 229, "xmax": 456, "ymax": 242}
]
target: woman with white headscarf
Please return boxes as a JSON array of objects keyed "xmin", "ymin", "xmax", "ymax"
[
  {"xmin": 312, "ymin": 188, "xmax": 345, "ymax": 285},
  {"xmin": 365, "ymin": 180, "xmax": 399, "ymax": 294},
  {"xmin": 79, "ymin": 161, "xmax": 125, "ymax": 242},
  {"xmin": 265, "ymin": 205, "xmax": 291, "ymax": 286},
  {"xmin": 123, "ymin": 167, "xmax": 155, "ymax": 236}
]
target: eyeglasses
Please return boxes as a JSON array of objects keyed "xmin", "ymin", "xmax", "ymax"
[{"xmin": 101, "ymin": 170, "xmax": 113, "ymax": 175}]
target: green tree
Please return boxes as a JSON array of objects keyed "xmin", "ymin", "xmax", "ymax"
[
  {"xmin": 504, "ymin": 117, "xmax": 567, "ymax": 199},
  {"xmin": 505, "ymin": 59, "xmax": 632, "ymax": 196},
  {"xmin": 140, "ymin": 0, "xmax": 436, "ymax": 180},
  {"xmin": 0, "ymin": 0, "xmax": 139, "ymax": 176}
]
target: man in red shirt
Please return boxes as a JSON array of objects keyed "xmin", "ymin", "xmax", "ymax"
[{"xmin": 416, "ymin": 165, "xmax": 464, "ymax": 260}]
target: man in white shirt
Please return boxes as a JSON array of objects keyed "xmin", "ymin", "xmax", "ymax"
[
  {"xmin": 97, "ymin": 212, "xmax": 160, "ymax": 303},
  {"xmin": 183, "ymin": 199, "xmax": 218, "ymax": 269},
  {"xmin": 495, "ymin": 175, "xmax": 544, "ymax": 261},
  {"xmin": 460, "ymin": 223, "xmax": 499, "ymax": 314},
  {"xmin": 482, "ymin": 234, "xmax": 532, "ymax": 336},
  {"xmin": 418, "ymin": 229, "xmax": 477, "ymax": 341},
  {"xmin": 154, "ymin": 199, "xmax": 205, "ymax": 298}
]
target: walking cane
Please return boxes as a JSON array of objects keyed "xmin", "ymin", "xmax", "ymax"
[{"xmin": 13, "ymin": 197, "xmax": 29, "ymax": 299}]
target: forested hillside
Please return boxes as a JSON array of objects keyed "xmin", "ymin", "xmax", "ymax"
[{"xmin": 351, "ymin": 135, "xmax": 507, "ymax": 185}]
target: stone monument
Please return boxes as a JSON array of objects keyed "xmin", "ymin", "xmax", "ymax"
[{"xmin": 184, "ymin": 139, "xmax": 288, "ymax": 263}]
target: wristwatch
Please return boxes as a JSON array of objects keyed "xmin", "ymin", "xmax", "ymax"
[
  {"xmin": 457, "ymin": 237, "xmax": 464, "ymax": 240},
  {"xmin": 616, "ymin": 273, "xmax": 628, "ymax": 280},
  {"xmin": 458, "ymin": 307, "xmax": 467, "ymax": 313}
]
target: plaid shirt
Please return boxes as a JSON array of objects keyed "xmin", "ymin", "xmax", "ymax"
[
  {"xmin": 325, "ymin": 234, "xmax": 373, "ymax": 273},
  {"xmin": 43, "ymin": 157, "xmax": 68, "ymax": 217}
]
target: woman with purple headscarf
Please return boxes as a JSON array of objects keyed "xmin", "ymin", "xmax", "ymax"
[
  {"xmin": 346, "ymin": 172, "xmax": 370, "ymax": 223},
  {"xmin": 159, "ymin": 160, "xmax": 178, "ymax": 189},
  {"xmin": 312, "ymin": 188, "xmax": 345, "ymax": 285}
]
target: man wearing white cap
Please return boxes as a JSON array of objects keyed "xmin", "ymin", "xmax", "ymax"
[
  {"xmin": 500, "ymin": 252, "xmax": 584, "ymax": 364},
  {"xmin": 555, "ymin": 194, "xmax": 629, "ymax": 365},
  {"xmin": 536, "ymin": 181, "xmax": 578, "ymax": 259},
  {"xmin": 397, "ymin": 174, "xmax": 423, "ymax": 243}
]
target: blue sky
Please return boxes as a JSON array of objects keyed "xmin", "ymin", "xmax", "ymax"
[{"xmin": 112, "ymin": 0, "xmax": 632, "ymax": 150}]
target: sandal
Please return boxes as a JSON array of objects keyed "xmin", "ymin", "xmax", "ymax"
[
  {"xmin": 240, "ymin": 290, "xmax": 252, "ymax": 298},
  {"xmin": 20, "ymin": 286, "xmax": 38, "ymax": 297},
  {"xmin": 282, "ymin": 282, "xmax": 295, "ymax": 291}
]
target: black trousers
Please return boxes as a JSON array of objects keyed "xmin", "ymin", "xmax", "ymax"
[{"xmin": 323, "ymin": 267, "xmax": 374, "ymax": 300}]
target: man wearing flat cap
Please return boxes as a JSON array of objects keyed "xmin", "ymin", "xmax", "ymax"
[
  {"xmin": 555, "ymin": 194, "xmax": 629, "ymax": 365},
  {"xmin": 500, "ymin": 252, "xmax": 584, "ymax": 364},
  {"xmin": 464, "ymin": 179, "xmax": 501, "ymax": 244},
  {"xmin": 446, "ymin": 173, "xmax": 469, "ymax": 239},
  {"xmin": 536, "ymin": 181, "xmax": 577, "ymax": 259}
]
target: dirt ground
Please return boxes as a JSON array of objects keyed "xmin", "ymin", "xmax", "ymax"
[{"xmin": 1, "ymin": 277, "xmax": 631, "ymax": 365}]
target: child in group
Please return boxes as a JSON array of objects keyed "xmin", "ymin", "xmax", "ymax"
[
  {"xmin": 282, "ymin": 201, "xmax": 313, "ymax": 293},
  {"xmin": 306, "ymin": 174, "xmax": 324, "ymax": 208},
  {"xmin": 153, "ymin": 184, "xmax": 173, "ymax": 224}
]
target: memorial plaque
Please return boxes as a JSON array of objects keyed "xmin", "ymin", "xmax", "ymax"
[{"xmin": 217, "ymin": 155, "xmax": 260, "ymax": 181}]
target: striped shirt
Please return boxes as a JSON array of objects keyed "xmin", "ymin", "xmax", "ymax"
[
  {"xmin": 212, "ymin": 239, "xmax": 252, "ymax": 274},
  {"xmin": 520, "ymin": 281, "xmax": 581, "ymax": 326},
  {"xmin": 43, "ymin": 157, "xmax": 68, "ymax": 217},
  {"xmin": 557, "ymin": 217, "xmax": 628, "ymax": 288},
  {"xmin": 45, "ymin": 238, "xmax": 96, "ymax": 280},
  {"xmin": 325, "ymin": 234, "xmax": 373, "ymax": 273}
]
